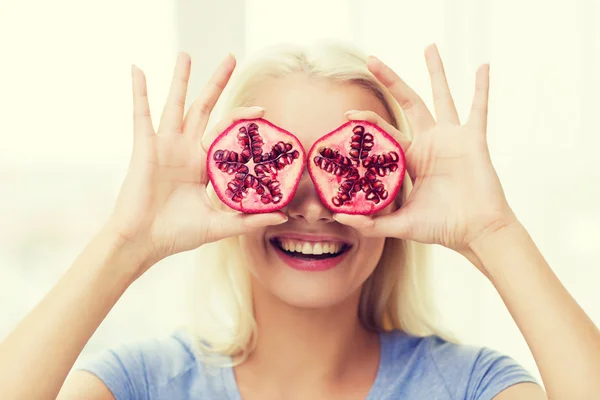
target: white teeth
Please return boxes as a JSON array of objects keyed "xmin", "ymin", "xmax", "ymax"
[
  {"xmin": 301, "ymin": 242, "xmax": 312, "ymax": 254},
  {"xmin": 313, "ymin": 243, "xmax": 323, "ymax": 255},
  {"xmin": 277, "ymin": 239, "xmax": 346, "ymax": 256}
]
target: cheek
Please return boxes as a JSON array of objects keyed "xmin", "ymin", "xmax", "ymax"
[
  {"xmin": 239, "ymin": 231, "xmax": 268, "ymax": 270},
  {"xmin": 356, "ymin": 236, "xmax": 387, "ymax": 275}
]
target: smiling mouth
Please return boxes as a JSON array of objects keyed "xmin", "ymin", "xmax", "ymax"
[{"xmin": 270, "ymin": 238, "xmax": 352, "ymax": 260}]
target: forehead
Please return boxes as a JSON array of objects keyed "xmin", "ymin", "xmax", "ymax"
[{"xmin": 250, "ymin": 74, "xmax": 392, "ymax": 149}]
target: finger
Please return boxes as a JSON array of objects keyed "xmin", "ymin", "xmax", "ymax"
[
  {"xmin": 183, "ymin": 53, "xmax": 237, "ymax": 138},
  {"xmin": 333, "ymin": 210, "xmax": 412, "ymax": 240},
  {"xmin": 201, "ymin": 106, "xmax": 266, "ymax": 153},
  {"xmin": 131, "ymin": 65, "xmax": 155, "ymax": 139},
  {"xmin": 207, "ymin": 211, "xmax": 288, "ymax": 242},
  {"xmin": 367, "ymin": 55, "xmax": 435, "ymax": 133},
  {"xmin": 344, "ymin": 110, "xmax": 412, "ymax": 153},
  {"xmin": 159, "ymin": 52, "xmax": 192, "ymax": 134},
  {"xmin": 424, "ymin": 44, "xmax": 460, "ymax": 124},
  {"xmin": 466, "ymin": 64, "xmax": 490, "ymax": 132}
]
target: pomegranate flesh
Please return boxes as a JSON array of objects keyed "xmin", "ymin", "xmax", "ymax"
[
  {"xmin": 207, "ymin": 118, "xmax": 306, "ymax": 213},
  {"xmin": 307, "ymin": 120, "xmax": 405, "ymax": 215}
]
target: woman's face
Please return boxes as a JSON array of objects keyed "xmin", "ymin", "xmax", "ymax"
[{"xmin": 239, "ymin": 74, "xmax": 395, "ymax": 309}]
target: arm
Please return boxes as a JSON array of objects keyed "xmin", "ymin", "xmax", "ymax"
[
  {"xmin": 58, "ymin": 372, "xmax": 116, "ymax": 400},
  {"xmin": 334, "ymin": 45, "xmax": 599, "ymax": 399},
  {"xmin": 0, "ymin": 227, "xmax": 142, "ymax": 400},
  {"xmin": 0, "ymin": 52, "xmax": 285, "ymax": 400},
  {"xmin": 470, "ymin": 220, "xmax": 600, "ymax": 399}
]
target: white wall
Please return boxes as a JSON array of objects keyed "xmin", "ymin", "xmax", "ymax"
[
  {"xmin": 1, "ymin": 0, "xmax": 599, "ymax": 380},
  {"xmin": 0, "ymin": 0, "xmax": 246, "ymax": 363}
]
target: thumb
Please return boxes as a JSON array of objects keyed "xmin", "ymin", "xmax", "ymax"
[
  {"xmin": 240, "ymin": 212, "xmax": 288, "ymax": 229},
  {"xmin": 205, "ymin": 211, "xmax": 288, "ymax": 243},
  {"xmin": 333, "ymin": 211, "xmax": 413, "ymax": 240}
]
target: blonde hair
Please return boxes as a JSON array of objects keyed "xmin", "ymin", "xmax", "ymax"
[{"xmin": 190, "ymin": 41, "xmax": 454, "ymax": 366}]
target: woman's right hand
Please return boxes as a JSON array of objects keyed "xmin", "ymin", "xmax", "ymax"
[{"xmin": 106, "ymin": 52, "xmax": 287, "ymax": 270}]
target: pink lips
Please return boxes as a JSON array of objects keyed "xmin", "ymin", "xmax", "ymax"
[{"xmin": 270, "ymin": 234, "xmax": 351, "ymax": 272}]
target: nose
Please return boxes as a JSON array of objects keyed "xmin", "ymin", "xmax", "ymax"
[{"xmin": 285, "ymin": 171, "xmax": 334, "ymax": 224}]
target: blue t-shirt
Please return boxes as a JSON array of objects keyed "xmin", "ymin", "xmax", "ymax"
[{"xmin": 77, "ymin": 329, "xmax": 539, "ymax": 399}]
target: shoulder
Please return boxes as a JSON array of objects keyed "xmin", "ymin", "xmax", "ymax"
[
  {"xmin": 75, "ymin": 329, "xmax": 231, "ymax": 399},
  {"xmin": 379, "ymin": 330, "xmax": 540, "ymax": 399}
]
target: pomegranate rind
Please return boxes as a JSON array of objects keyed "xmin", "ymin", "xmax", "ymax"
[
  {"xmin": 207, "ymin": 118, "xmax": 306, "ymax": 213},
  {"xmin": 307, "ymin": 120, "xmax": 406, "ymax": 215}
]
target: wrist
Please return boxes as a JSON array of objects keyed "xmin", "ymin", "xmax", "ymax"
[
  {"xmin": 94, "ymin": 223, "xmax": 159, "ymax": 282},
  {"xmin": 468, "ymin": 208, "xmax": 520, "ymax": 249},
  {"xmin": 466, "ymin": 214, "xmax": 527, "ymax": 276},
  {"xmin": 457, "ymin": 209, "xmax": 521, "ymax": 275}
]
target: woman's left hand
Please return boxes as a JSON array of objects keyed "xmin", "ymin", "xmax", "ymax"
[{"xmin": 334, "ymin": 44, "xmax": 517, "ymax": 257}]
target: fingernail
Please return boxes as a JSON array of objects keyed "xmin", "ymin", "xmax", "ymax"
[
  {"xmin": 332, "ymin": 214, "xmax": 348, "ymax": 223},
  {"xmin": 425, "ymin": 43, "xmax": 438, "ymax": 55},
  {"xmin": 274, "ymin": 217, "xmax": 288, "ymax": 225},
  {"xmin": 249, "ymin": 106, "xmax": 265, "ymax": 112},
  {"xmin": 345, "ymin": 110, "xmax": 360, "ymax": 116},
  {"xmin": 219, "ymin": 53, "xmax": 236, "ymax": 67},
  {"xmin": 178, "ymin": 51, "xmax": 190, "ymax": 62},
  {"xmin": 367, "ymin": 55, "xmax": 380, "ymax": 64}
]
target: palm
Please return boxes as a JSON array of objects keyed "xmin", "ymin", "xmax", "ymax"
[
  {"xmin": 399, "ymin": 123, "xmax": 508, "ymax": 249},
  {"xmin": 146, "ymin": 137, "xmax": 208, "ymax": 256},
  {"xmin": 336, "ymin": 46, "xmax": 515, "ymax": 252},
  {"xmin": 108, "ymin": 54, "xmax": 286, "ymax": 263}
]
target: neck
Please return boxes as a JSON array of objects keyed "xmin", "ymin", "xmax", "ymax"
[{"xmin": 235, "ymin": 277, "xmax": 380, "ymax": 389}]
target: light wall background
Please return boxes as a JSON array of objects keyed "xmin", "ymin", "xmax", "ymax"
[{"xmin": 1, "ymin": 0, "xmax": 600, "ymax": 382}]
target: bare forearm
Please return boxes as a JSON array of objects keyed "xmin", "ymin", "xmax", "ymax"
[
  {"xmin": 0, "ymin": 226, "xmax": 147, "ymax": 400},
  {"xmin": 469, "ymin": 221, "xmax": 600, "ymax": 399}
]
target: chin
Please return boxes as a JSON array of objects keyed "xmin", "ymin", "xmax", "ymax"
[
  {"xmin": 260, "ymin": 271, "xmax": 363, "ymax": 309},
  {"xmin": 245, "ymin": 235, "xmax": 379, "ymax": 310}
]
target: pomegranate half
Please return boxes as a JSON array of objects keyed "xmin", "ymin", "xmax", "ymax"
[
  {"xmin": 207, "ymin": 118, "xmax": 306, "ymax": 213},
  {"xmin": 307, "ymin": 120, "xmax": 406, "ymax": 215}
]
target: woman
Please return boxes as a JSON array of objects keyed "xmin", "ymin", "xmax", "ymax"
[{"xmin": 0, "ymin": 41, "xmax": 598, "ymax": 399}]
